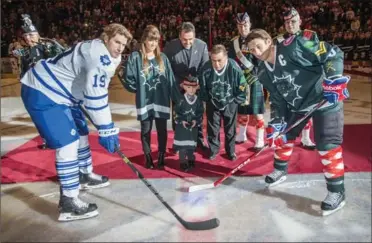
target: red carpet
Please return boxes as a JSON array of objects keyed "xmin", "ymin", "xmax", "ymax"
[{"xmin": 1, "ymin": 124, "xmax": 371, "ymax": 184}]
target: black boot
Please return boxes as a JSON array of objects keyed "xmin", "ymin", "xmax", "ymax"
[
  {"xmin": 145, "ymin": 153, "xmax": 154, "ymax": 169},
  {"xmin": 189, "ymin": 160, "xmax": 195, "ymax": 168},
  {"xmin": 157, "ymin": 152, "xmax": 165, "ymax": 169},
  {"xmin": 180, "ymin": 161, "xmax": 190, "ymax": 172}
]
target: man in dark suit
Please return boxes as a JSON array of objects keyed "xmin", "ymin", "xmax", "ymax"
[{"xmin": 163, "ymin": 22, "xmax": 209, "ymax": 151}]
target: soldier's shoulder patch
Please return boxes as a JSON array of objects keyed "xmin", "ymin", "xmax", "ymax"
[{"xmin": 302, "ymin": 29, "xmax": 315, "ymax": 40}]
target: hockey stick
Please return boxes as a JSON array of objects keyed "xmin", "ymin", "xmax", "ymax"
[
  {"xmin": 78, "ymin": 104, "xmax": 220, "ymax": 230},
  {"xmin": 187, "ymin": 99, "xmax": 327, "ymax": 193}
]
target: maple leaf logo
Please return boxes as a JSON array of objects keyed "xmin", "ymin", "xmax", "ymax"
[{"xmin": 100, "ymin": 54, "xmax": 111, "ymax": 66}]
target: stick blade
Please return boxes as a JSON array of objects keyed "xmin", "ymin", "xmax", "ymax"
[
  {"xmin": 181, "ymin": 218, "xmax": 220, "ymax": 231},
  {"xmin": 187, "ymin": 183, "xmax": 215, "ymax": 193}
]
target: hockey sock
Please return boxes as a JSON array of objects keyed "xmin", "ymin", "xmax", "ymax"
[
  {"xmin": 319, "ymin": 146, "xmax": 345, "ymax": 192},
  {"xmin": 273, "ymin": 140, "xmax": 295, "ymax": 170},
  {"xmin": 56, "ymin": 140, "xmax": 80, "ymax": 198},
  {"xmin": 78, "ymin": 135, "xmax": 93, "ymax": 174}
]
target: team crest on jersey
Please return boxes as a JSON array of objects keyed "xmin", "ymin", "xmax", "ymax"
[
  {"xmin": 210, "ymin": 79, "xmax": 232, "ymax": 103},
  {"xmin": 273, "ymin": 74, "xmax": 302, "ymax": 106},
  {"xmin": 100, "ymin": 54, "xmax": 111, "ymax": 66},
  {"xmin": 140, "ymin": 63, "xmax": 163, "ymax": 90},
  {"xmin": 283, "ymin": 35, "xmax": 295, "ymax": 46}
]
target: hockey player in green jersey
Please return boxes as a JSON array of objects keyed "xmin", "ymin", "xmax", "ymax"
[
  {"xmin": 199, "ymin": 45, "xmax": 247, "ymax": 161},
  {"xmin": 173, "ymin": 75, "xmax": 204, "ymax": 172},
  {"xmin": 246, "ymin": 29, "xmax": 350, "ymax": 216},
  {"xmin": 278, "ymin": 7, "xmax": 316, "ymax": 150},
  {"xmin": 122, "ymin": 25, "xmax": 180, "ymax": 169}
]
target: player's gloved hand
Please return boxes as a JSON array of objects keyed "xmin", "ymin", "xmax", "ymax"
[
  {"xmin": 266, "ymin": 119, "xmax": 287, "ymax": 148},
  {"xmin": 322, "ymin": 76, "xmax": 350, "ymax": 104},
  {"xmin": 97, "ymin": 123, "xmax": 120, "ymax": 153},
  {"xmin": 70, "ymin": 105, "xmax": 89, "ymax": 136}
]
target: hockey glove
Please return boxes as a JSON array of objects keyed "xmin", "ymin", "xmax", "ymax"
[
  {"xmin": 97, "ymin": 123, "xmax": 120, "ymax": 153},
  {"xmin": 322, "ymin": 76, "xmax": 350, "ymax": 104},
  {"xmin": 266, "ymin": 119, "xmax": 287, "ymax": 148},
  {"xmin": 70, "ymin": 105, "xmax": 89, "ymax": 136}
]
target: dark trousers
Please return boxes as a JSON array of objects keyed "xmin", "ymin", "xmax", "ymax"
[
  {"xmin": 179, "ymin": 149, "xmax": 195, "ymax": 163},
  {"xmin": 140, "ymin": 117, "xmax": 167, "ymax": 154},
  {"xmin": 206, "ymin": 101, "xmax": 238, "ymax": 155},
  {"xmin": 172, "ymin": 101, "xmax": 205, "ymax": 145}
]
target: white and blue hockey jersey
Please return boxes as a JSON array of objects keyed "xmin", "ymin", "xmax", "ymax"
[{"xmin": 21, "ymin": 39, "xmax": 121, "ymax": 126}]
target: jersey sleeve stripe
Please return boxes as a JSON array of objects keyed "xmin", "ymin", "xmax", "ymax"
[
  {"xmin": 85, "ymin": 104, "xmax": 109, "ymax": 111},
  {"xmin": 83, "ymin": 93, "xmax": 108, "ymax": 100},
  {"xmin": 31, "ymin": 68, "xmax": 72, "ymax": 102},
  {"xmin": 41, "ymin": 61, "xmax": 77, "ymax": 102}
]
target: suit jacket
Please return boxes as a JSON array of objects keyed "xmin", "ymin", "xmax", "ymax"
[{"xmin": 163, "ymin": 38, "xmax": 209, "ymax": 86}]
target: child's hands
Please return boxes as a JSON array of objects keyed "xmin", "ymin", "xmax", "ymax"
[
  {"xmin": 182, "ymin": 121, "xmax": 189, "ymax": 128},
  {"xmin": 191, "ymin": 120, "xmax": 196, "ymax": 128}
]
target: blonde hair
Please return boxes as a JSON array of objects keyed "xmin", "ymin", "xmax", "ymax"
[
  {"xmin": 100, "ymin": 23, "xmax": 133, "ymax": 42},
  {"xmin": 140, "ymin": 25, "xmax": 164, "ymax": 75}
]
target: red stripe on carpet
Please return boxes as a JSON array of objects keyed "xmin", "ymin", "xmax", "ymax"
[{"xmin": 1, "ymin": 124, "xmax": 371, "ymax": 184}]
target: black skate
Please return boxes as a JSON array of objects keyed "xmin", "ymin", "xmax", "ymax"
[
  {"xmin": 265, "ymin": 169, "xmax": 287, "ymax": 187},
  {"xmin": 58, "ymin": 195, "xmax": 98, "ymax": 221},
  {"xmin": 321, "ymin": 191, "xmax": 346, "ymax": 216},
  {"xmin": 79, "ymin": 172, "xmax": 110, "ymax": 190}
]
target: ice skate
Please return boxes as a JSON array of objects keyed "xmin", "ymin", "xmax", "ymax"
[
  {"xmin": 265, "ymin": 169, "xmax": 287, "ymax": 187},
  {"xmin": 79, "ymin": 172, "xmax": 110, "ymax": 190},
  {"xmin": 58, "ymin": 195, "xmax": 98, "ymax": 221},
  {"xmin": 321, "ymin": 191, "xmax": 346, "ymax": 216}
]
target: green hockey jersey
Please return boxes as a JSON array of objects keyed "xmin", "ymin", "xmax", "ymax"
[
  {"xmin": 257, "ymin": 30, "xmax": 344, "ymax": 119},
  {"xmin": 199, "ymin": 58, "xmax": 247, "ymax": 110},
  {"xmin": 173, "ymin": 94, "xmax": 204, "ymax": 151},
  {"xmin": 121, "ymin": 51, "xmax": 180, "ymax": 121}
]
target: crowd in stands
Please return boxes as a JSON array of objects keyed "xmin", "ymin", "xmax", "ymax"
[{"xmin": 2, "ymin": 0, "xmax": 371, "ymax": 60}]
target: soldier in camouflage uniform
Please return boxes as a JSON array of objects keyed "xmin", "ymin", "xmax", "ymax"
[
  {"xmin": 246, "ymin": 29, "xmax": 350, "ymax": 216},
  {"xmin": 228, "ymin": 12, "xmax": 265, "ymax": 151},
  {"xmin": 275, "ymin": 8, "xmax": 316, "ymax": 150},
  {"xmin": 173, "ymin": 75, "xmax": 204, "ymax": 172},
  {"xmin": 13, "ymin": 14, "xmax": 64, "ymax": 150}
]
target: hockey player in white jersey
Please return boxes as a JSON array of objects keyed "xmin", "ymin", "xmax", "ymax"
[{"xmin": 20, "ymin": 23, "xmax": 132, "ymax": 221}]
